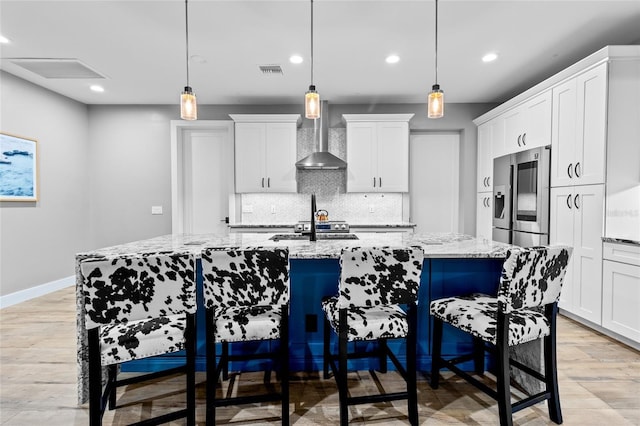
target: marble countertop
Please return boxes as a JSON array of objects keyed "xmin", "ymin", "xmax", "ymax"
[{"xmin": 77, "ymin": 232, "xmax": 511, "ymax": 260}]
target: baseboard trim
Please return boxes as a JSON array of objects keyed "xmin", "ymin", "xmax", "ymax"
[{"xmin": 0, "ymin": 275, "xmax": 75, "ymax": 309}]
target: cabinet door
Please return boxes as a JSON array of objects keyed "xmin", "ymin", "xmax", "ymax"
[
  {"xmin": 550, "ymin": 187, "xmax": 576, "ymax": 311},
  {"xmin": 234, "ymin": 123, "xmax": 266, "ymax": 193},
  {"xmin": 602, "ymin": 260, "xmax": 640, "ymax": 342},
  {"xmin": 551, "ymin": 78, "xmax": 578, "ymax": 187},
  {"xmin": 377, "ymin": 121, "xmax": 408, "ymax": 192},
  {"xmin": 575, "ymin": 64, "xmax": 607, "ymax": 185},
  {"xmin": 264, "ymin": 122, "xmax": 297, "ymax": 192},
  {"xmin": 346, "ymin": 122, "xmax": 376, "ymax": 192},
  {"xmin": 476, "ymin": 122, "xmax": 493, "ymax": 192},
  {"xmin": 475, "ymin": 192, "xmax": 492, "ymax": 240},
  {"xmin": 502, "ymin": 107, "xmax": 523, "ymax": 155},
  {"xmin": 521, "ymin": 90, "xmax": 552, "ymax": 149},
  {"xmin": 571, "ymin": 184, "xmax": 604, "ymax": 324}
]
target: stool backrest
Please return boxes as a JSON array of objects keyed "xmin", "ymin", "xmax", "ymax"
[
  {"xmin": 338, "ymin": 247, "xmax": 424, "ymax": 308},
  {"xmin": 80, "ymin": 252, "xmax": 197, "ymax": 330},
  {"xmin": 497, "ymin": 245, "xmax": 572, "ymax": 314},
  {"xmin": 201, "ymin": 247, "xmax": 289, "ymax": 310}
]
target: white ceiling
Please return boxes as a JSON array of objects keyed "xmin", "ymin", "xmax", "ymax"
[{"xmin": 2, "ymin": 0, "xmax": 640, "ymax": 106}]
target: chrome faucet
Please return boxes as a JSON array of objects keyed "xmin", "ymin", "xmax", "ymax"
[{"xmin": 310, "ymin": 193, "xmax": 317, "ymax": 241}]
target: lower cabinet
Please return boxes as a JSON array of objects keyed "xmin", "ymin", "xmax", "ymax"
[
  {"xmin": 550, "ymin": 184, "xmax": 604, "ymax": 324},
  {"xmin": 476, "ymin": 192, "xmax": 493, "ymax": 240},
  {"xmin": 602, "ymin": 243, "xmax": 640, "ymax": 343}
]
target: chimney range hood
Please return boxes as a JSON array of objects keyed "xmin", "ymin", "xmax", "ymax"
[{"xmin": 296, "ymin": 101, "xmax": 347, "ymax": 170}]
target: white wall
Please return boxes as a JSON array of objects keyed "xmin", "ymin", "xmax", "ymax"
[{"xmin": 0, "ymin": 71, "xmax": 90, "ymax": 296}]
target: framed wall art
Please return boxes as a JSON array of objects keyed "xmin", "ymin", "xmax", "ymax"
[{"xmin": 0, "ymin": 132, "xmax": 39, "ymax": 202}]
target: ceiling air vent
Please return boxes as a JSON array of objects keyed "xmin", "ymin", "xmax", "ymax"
[
  {"xmin": 9, "ymin": 58, "xmax": 106, "ymax": 79},
  {"xmin": 258, "ymin": 64, "xmax": 284, "ymax": 75}
]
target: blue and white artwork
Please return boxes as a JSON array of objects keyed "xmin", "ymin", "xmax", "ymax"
[{"xmin": 0, "ymin": 133, "xmax": 38, "ymax": 201}]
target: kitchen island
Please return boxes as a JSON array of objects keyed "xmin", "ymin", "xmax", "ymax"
[{"xmin": 76, "ymin": 232, "xmax": 511, "ymax": 404}]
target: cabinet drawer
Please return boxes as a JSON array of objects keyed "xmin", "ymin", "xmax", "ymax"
[{"xmin": 603, "ymin": 242, "xmax": 640, "ymax": 266}]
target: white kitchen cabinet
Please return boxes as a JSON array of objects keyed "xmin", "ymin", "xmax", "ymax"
[
  {"xmin": 602, "ymin": 242, "xmax": 640, "ymax": 343},
  {"xmin": 550, "ymin": 185, "xmax": 604, "ymax": 324},
  {"xmin": 551, "ymin": 63, "xmax": 607, "ymax": 187},
  {"xmin": 475, "ymin": 192, "xmax": 493, "ymax": 241},
  {"xmin": 343, "ymin": 114, "xmax": 414, "ymax": 192},
  {"xmin": 502, "ymin": 90, "xmax": 552, "ymax": 154},
  {"xmin": 476, "ymin": 122, "xmax": 493, "ymax": 192},
  {"xmin": 231, "ymin": 114, "xmax": 300, "ymax": 193}
]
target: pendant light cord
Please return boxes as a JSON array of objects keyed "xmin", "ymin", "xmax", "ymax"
[
  {"xmin": 185, "ymin": 0, "xmax": 190, "ymax": 88},
  {"xmin": 310, "ymin": 0, "xmax": 314, "ymax": 86},
  {"xmin": 434, "ymin": 0, "xmax": 438, "ymax": 85}
]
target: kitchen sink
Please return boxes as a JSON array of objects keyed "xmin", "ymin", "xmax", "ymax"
[{"xmin": 269, "ymin": 233, "xmax": 359, "ymax": 242}]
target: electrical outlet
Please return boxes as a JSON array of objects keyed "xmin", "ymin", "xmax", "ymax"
[
  {"xmin": 151, "ymin": 206, "xmax": 163, "ymax": 215},
  {"xmin": 369, "ymin": 205, "xmax": 375, "ymax": 213},
  {"xmin": 242, "ymin": 205, "xmax": 254, "ymax": 213}
]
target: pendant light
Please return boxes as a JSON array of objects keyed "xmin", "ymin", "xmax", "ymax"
[
  {"xmin": 180, "ymin": 0, "xmax": 197, "ymax": 120},
  {"xmin": 305, "ymin": 0, "xmax": 320, "ymax": 119},
  {"xmin": 428, "ymin": 0, "xmax": 444, "ymax": 119}
]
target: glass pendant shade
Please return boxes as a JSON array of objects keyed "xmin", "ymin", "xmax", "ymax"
[
  {"xmin": 427, "ymin": 84, "xmax": 444, "ymax": 119},
  {"xmin": 305, "ymin": 85, "xmax": 320, "ymax": 119},
  {"xmin": 181, "ymin": 86, "xmax": 197, "ymax": 121}
]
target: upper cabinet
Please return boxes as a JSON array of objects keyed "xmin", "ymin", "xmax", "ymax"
[
  {"xmin": 551, "ymin": 63, "xmax": 607, "ymax": 187},
  {"xmin": 230, "ymin": 114, "xmax": 301, "ymax": 193},
  {"xmin": 502, "ymin": 90, "xmax": 552, "ymax": 154},
  {"xmin": 343, "ymin": 114, "xmax": 414, "ymax": 192}
]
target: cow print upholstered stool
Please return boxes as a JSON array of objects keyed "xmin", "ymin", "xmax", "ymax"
[
  {"xmin": 201, "ymin": 247, "xmax": 290, "ymax": 425},
  {"xmin": 429, "ymin": 245, "xmax": 572, "ymax": 426},
  {"xmin": 321, "ymin": 247, "xmax": 424, "ymax": 426},
  {"xmin": 80, "ymin": 251, "xmax": 197, "ymax": 426}
]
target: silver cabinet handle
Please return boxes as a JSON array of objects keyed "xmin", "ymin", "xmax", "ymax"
[
  {"xmin": 567, "ymin": 163, "xmax": 573, "ymax": 178},
  {"xmin": 379, "ymin": 177, "xmax": 382, "ymax": 187},
  {"xmin": 566, "ymin": 194, "xmax": 572, "ymax": 209},
  {"xmin": 522, "ymin": 133, "xmax": 526, "ymax": 145},
  {"xmin": 483, "ymin": 177, "xmax": 488, "ymax": 187},
  {"xmin": 517, "ymin": 135, "xmax": 521, "ymax": 147},
  {"xmin": 261, "ymin": 177, "xmax": 265, "ymax": 188},
  {"xmin": 575, "ymin": 162, "xmax": 581, "ymax": 178},
  {"xmin": 267, "ymin": 177, "xmax": 270, "ymax": 188},
  {"xmin": 373, "ymin": 177, "xmax": 376, "ymax": 187},
  {"xmin": 487, "ymin": 177, "xmax": 490, "ymax": 187},
  {"xmin": 574, "ymin": 194, "xmax": 580, "ymax": 209}
]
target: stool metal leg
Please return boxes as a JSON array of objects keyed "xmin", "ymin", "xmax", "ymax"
[{"xmin": 430, "ymin": 318, "xmax": 443, "ymax": 389}]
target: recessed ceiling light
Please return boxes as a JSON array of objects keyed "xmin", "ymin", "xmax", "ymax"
[
  {"xmin": 90, "ymin": 85, "xmax": 104, "ymax": 93},
  {"xmin": 289, "ymin": 55, "xmax": 303, "ymax": 64},
  {"xmin": 0, "ymin": 35, "xmax": 10, "ymax": 44},
  {"xmin": 482, "ymin": 52, "xmax": 498, "ymax": 63},
  {"xmin": 385, "ymin": 54, "xmax": 400, "ymax": 64}
]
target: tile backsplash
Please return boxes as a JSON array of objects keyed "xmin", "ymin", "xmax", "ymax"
[
  {"xmin": 240, "ymin": 192, "xmax": 404, "ymax": 224},
  {"xmin": 238, "ymin": 127, "xmax": 405, "ymax": 224}
]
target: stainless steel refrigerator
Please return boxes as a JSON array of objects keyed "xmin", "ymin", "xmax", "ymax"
[{"xmin": 492, "ymin": 146, "xmax": 551, "ymax": 247}]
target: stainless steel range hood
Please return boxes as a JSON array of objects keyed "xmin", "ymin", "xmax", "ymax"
[{"xmin": 296, "ymin": 101, "xmax": 347, "ymax": 170}]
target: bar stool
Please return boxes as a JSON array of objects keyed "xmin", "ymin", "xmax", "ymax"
[
  {"xmin": 429, "ymin": 245, "xmax": 572, "ymax": 426},
  {"xmin": 322, "ymin": 247, "xmax": 424, "ymax": 426},
  {"xmin": 80, "ymin": 251, "xmax": 197, "ymax": 426},
  {"xmin": 201, "ymin": 247, "xmax": 290, "ymax": 425}
]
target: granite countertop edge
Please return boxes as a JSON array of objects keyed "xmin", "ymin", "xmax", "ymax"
[
  {"xmin": 602, "ymin": 237, "xmax": 640, "ymax": 246},
  {"xmin": 76, "ymin": 232, "xmax": 511, "ymax": 261},
  {"xmin": 229, "ymin": 223, "xmax": 416, "ymax": 228}
]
